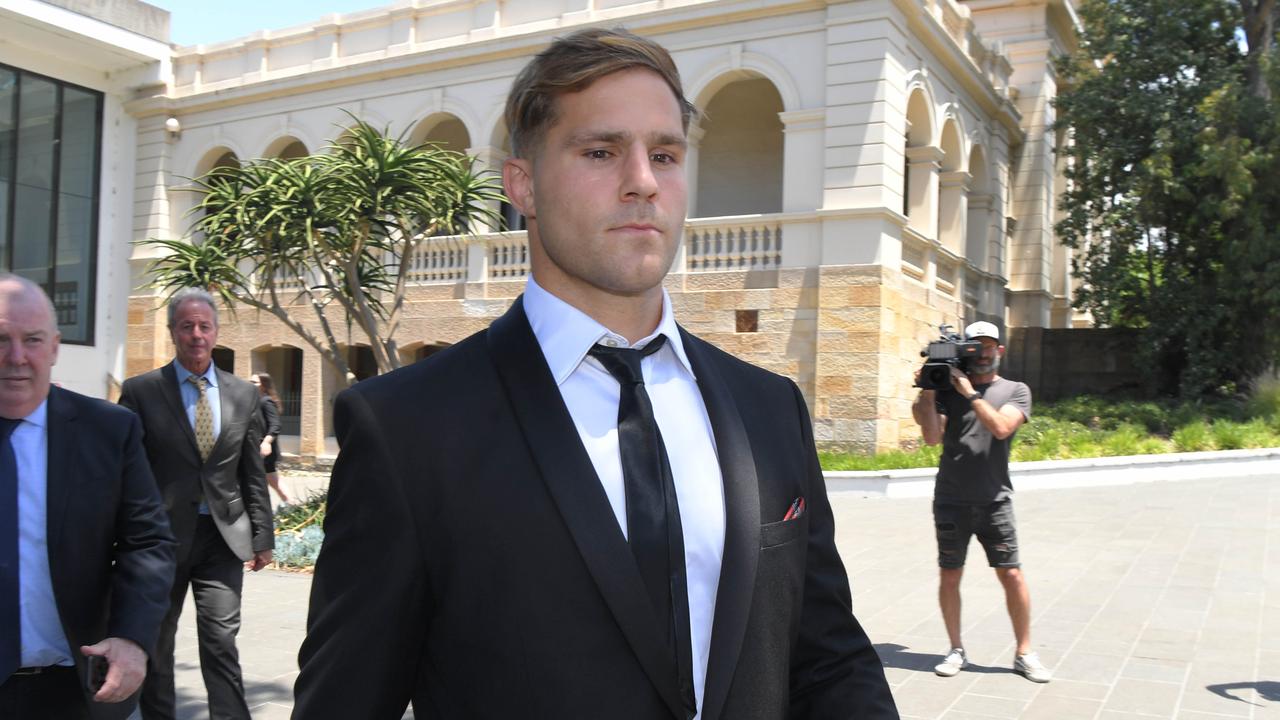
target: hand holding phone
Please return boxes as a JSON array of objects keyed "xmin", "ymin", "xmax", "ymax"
[{"xmin": 85, "ymin": 654, "xmax": 109, "ymax": 694}]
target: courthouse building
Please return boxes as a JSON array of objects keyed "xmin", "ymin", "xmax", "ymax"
[{"xmin": 3, "ymin": 0, "xmax": 1082, "ymax": 457}]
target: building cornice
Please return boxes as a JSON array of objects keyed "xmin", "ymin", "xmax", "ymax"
[{"xmin": 131, "ymin": 0, "xmax": 827, "ymax": 118}]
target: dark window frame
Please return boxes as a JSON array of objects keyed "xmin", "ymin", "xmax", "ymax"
[{"xmin": 1, "ymin": 61, "xmax": 103, "ymax": 346}]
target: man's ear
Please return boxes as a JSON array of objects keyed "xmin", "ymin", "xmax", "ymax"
[{"xmin": 502, "ymin": 157, "xmax": 535, "ymax": 220}]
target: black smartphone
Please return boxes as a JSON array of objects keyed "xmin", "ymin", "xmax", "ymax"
[{"xmin": 85, "ymin": 655, "xmax": 109, "ymax": 694}]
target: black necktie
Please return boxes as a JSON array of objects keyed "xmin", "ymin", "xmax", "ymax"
[
  {"xmin": 588, "ymin": 335, "xmax": 696, "ymax": 717},
  {"xmin": 1, "ymin": 417, "xmax": 22, "ymax": 682}
]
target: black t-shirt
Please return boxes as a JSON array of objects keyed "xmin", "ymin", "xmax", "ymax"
[{"xmin": 933, "ymin": 376, "xmax": 1032, "ymax": 504}]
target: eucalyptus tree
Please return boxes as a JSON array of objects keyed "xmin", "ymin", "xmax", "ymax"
[
  {"xmin": 143, "ymin": 118, "xmax": 504, "ymax": 383},
  {"xmin": 1055, "ymin": 0, "xmax": 1280, "ymax": 396}
]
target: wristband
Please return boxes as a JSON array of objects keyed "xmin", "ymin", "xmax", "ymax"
[{"xmin": 966, "ymin": 391, "xmax": 981, "ymax": 402}]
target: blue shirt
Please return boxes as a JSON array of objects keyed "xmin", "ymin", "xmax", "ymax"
[
  {"xmin": 12, "ymin": 400, "xmax": 74, "ymax": 667},
  {"xmin": 173, "ymin": 360, "xmax": 221, "ymax": 515}
]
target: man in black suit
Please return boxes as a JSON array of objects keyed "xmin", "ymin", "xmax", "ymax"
[
  {"xmin": 120, "ymin": 288, "xmax": 274, "ymax": 720},
  {"xmin": 293, "ymin": 28, "xmax": 897, "ymax": 720},
  {"xmin": 0, "ymin": 274, "xmax": 175, "ymax": 720}
]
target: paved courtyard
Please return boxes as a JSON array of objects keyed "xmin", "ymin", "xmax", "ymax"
[{"xmin": 166, "ymin": 473, "xmax": 1278, "ymax": 719}]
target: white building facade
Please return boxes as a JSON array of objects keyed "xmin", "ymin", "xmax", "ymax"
[{"xmin": 6, "ymin": 0, "xmax": 1081, "ymax": 456}]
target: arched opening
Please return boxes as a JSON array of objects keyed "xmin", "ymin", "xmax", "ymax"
[
  {"xmin": 937, "ymin": 120, "xmax": 967, "ymax": 253},
  {"xmin": 966, "ymin": 145, "xmax": 993, "ymax": 269},
  {"xmin": 343, "ymin": 344, "xmax": 378, "ymax": 383},
  {"xmin": 252, "ymin": 345, "xmax": 304, "ymax": 436},
  {"xmin": 212, "ymin": 346, "xmax": 235, "ymax": 374},
  {"xmin": 410, "ymin": 114, "xmax": 471, "ymax": 153},
  {"xmin": 694, "ymin": 76, "xmax": 784, "ymax": 217},
  {"xmin": 903, "ymin": 89, "xmax": 937, "ymax": 233},
  {"xmin": 398, "ymin": 341, "xmax": 451, "ymax": 366},
  {"xmin": 269, "ymin": 139, "xmax": 309, "ymax": 160},
  {"xmin": 195, "ymin": 147, "xmax": 241, "ymax": 178}
]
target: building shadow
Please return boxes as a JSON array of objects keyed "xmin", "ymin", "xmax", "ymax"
[
  {"xmin": 1206, "ymin": 681, "xmax": 1279, "ymax": 707},
  {"xmin": 875, "ymin": 643, "xmax": 1008, "ymax": 675}
]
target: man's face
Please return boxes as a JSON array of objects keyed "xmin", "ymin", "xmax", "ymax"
[
  {"xmin": 504, "ymin": 68, "xmax": 688, "ymax": 303},
  {"xmin": 970, "ymin": 337, "xmax": 1003, "ymax": 375},
  {"xmin": 170, "ymin": 299, "xmax": 219, "ymax": 374},
  {"xmin": 0, "ymin": 282, "xmax": 60, "ymax": 419}
]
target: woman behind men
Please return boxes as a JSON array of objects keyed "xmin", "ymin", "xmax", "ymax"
[{"xmin": 251, "ymin": 372, "xmax": 289, "ymax": 503}]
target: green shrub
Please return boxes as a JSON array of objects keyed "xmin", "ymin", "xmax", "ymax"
[
  {"xmin": 820, "ymin": 444, "xmax": 940, "ymax": 471},
  {"xmin": 274, "ymin": 489, "xmax": 327, "ymax": 533},
  {"xmin": 1101, "ymin": 423, "xmax": 1146, "ymax": 456},
  {"xmin": 1172, "ymin": 421, "xmax": 1215, "ymax": 452},
  {"xmin": 814, "ymin": 391, "xmax": 1279, "ymax": 471}
]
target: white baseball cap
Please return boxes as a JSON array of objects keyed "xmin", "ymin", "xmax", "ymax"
[{"xmin": 965, "ymin": 321, "xmax": 1000, "ymax": 342}]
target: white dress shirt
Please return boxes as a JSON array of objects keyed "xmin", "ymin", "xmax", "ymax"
[
  {"xmin": 523, "ymin": 277, "xmax": 726, "ymax": 717},
  {"xmin": 11, "ymin": 399, "xmax": 75, "ymax": 667}
]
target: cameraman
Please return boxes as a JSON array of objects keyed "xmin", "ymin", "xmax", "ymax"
[{"xmin": 910, "ymin": 321, "xmax": 1051, "ymax": 683}]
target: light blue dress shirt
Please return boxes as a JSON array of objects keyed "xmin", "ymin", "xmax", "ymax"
[
  {"xmin": 12, "ymin": 399, "xmax": 74, "ymax": 667},
  {"xmin": 174, "ymin": 360, "xmax": 221, "ymax": 515}
]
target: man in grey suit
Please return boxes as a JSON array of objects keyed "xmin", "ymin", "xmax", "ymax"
[{"xmin": 120, "ymin": 288, "xmax": 274, "ymax": 720}]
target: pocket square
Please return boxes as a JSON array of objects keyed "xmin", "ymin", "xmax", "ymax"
[{"xmin": 782, "ymin": 496, "xmax": 805, "ymax": 521}]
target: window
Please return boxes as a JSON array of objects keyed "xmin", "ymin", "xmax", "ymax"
[{"xmin": 0, "ymin": 63, "xmax": 103, "ymax": 345}]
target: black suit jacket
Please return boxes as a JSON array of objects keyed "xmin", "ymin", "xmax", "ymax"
[
  {"xmin": 293, "ymin": 299, "xmax": 897, "ymax": 719},
  {"xmin": 44, "ymin": 387, "xmax": 177, "ymax": 720},
  {"xmin": 119, "ymin": 363, "xmax": 273, "ymax": 563}
]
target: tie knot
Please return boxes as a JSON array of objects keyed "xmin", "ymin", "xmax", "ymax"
[
  {"xmin": 187, "ymin": 375, "xmax": 208, "ymax": 393},
  {"xmin": 588, "ymin": 334, "xmax": 668, "ymax": 386}
]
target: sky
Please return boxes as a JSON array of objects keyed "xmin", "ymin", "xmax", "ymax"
[{"xmin": 149, "ymin": 0, "xmax": 393, "ymax": 47}]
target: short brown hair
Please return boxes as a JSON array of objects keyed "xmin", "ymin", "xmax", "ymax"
[{"xmin": 505, "ymin": 27, "xmax": 697, "ymax": 158}]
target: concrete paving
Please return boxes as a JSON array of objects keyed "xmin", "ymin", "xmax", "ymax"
[{"xmin": 164, "ymin": 471, "xmax": 1279, "ymax": 719}]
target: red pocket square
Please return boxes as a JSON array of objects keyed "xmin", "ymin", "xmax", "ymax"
[{"xmin": 782, "ymin": 496, "xmax": 805, "ymax": 521}]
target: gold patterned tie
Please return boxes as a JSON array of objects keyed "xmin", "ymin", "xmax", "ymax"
[{"xmin": 188, "ymin": 375, "xmax": 215, "ymax": 462}]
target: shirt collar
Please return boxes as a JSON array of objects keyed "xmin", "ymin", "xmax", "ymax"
[
  {"xmin": 10, "ymin": 398, "xmax": 48, "ymax": 430},
  {"xmin": 172, "ymin": 359, "xmax": 219, "ymax": 388},
  {"xmin": 523, "ymin": 276, "xmax": 696, "ymax": 386}
]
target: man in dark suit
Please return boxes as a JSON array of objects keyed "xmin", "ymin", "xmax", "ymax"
[
  {"xmin": 0, "ymin": 274, "xmax": 175, "ymax": 720},
  {"xmin": 120, "ymin": 288, "xmax": 274, "ymax": 720},
  {"xmin": 293, "ymin": 28, "xmax": 897, "ymax": 720}
]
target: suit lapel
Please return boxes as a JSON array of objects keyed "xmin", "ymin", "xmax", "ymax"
[
  {"xmin": 160, "ymin": 362, "xmax": 202, "ymax": 461},
  {"xmin": 43, "ymin": 387, "xmax": 77, "ymax": 561},
  {"xmin": 487, "ymin": 297, "xmax": 688, "ymax": 720},
  {"xmin": 680, "ymin": 330, "xmax": 761, "ymax": 720},
  {"xmin": 210, "ymin": 368, "xmax": 242, "ymax": 462}
]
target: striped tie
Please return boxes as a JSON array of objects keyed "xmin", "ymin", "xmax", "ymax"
[{"xmin": 188, "ymin": 375, "xmax": 215, "ymax": 461}]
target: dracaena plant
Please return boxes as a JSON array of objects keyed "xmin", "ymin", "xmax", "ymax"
[{"xmin": 142, "ymin": 114, "xmax": 505, "ymax": 383}]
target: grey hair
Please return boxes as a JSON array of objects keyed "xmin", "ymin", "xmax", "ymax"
[
  {"xmin": 167, "ymin": 287, "xmax": 220, "ymax": 328},
  {"xmin": 0, "ymin": 272, "xmax": 59, "ymax": 333}
]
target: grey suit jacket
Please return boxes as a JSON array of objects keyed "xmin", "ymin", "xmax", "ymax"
[{"xmin": 119, "ymin": 362, "xmax": 273, "ymax": 564}]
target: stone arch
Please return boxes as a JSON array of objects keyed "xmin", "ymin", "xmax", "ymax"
[
  {"xmin": 251, "ymin": 344, "xmax": 304, "ymax": 435},
  {"xmin": 692, "ymin": 72, "xmax": 785, "ymax": 217},
  {"xmin": 938, "ymin": 117, "xmax": 965, "ymax": 172},
  {"xmin": 408, "ymin": 112, "xmax": 472, "ymax": 152},
  {"xmin": 937, "ymin": 118, "xmax": 969, "ymax": 254},
  {"xmin": 966, "ymin": 144, "xmax": 995, "ymax": 271},
  {"xmin": 904, "ymin": 82, "xmax": 935, "ymax": 149},
  {"xmin": 408, "ymin": 95, "xmax": 481, "ymax": 150},
  {"xmin": 397, "ymin": 340, "xmax": 451, "ymax": 366},
  {"xmin": 261, "ymin": 134, "xmax": 311, "ymax": 159},
  {"xmin": 903, "ymin": 83, "xmax": 938, "ymax": 231},
  {"xmin": 192, "ymin": 145, "xmax": 242, "ymax": 178},
  {"xmin": 686, "ymin": 50, "xmax": 802, "ymax": 113}
]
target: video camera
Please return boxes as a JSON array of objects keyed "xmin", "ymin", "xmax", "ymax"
[{"xmin": 914, "ymin": 324, "xmax": 983, "ymax": 391}]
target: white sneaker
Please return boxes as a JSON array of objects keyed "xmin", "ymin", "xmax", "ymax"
[
  {"xmin": 934, "ymin": 647, "xmax": 966, "ymax": 677},
  {"xmin": 1014, "ymin": 651, "xmax": 1052, "ymax": 683}
]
